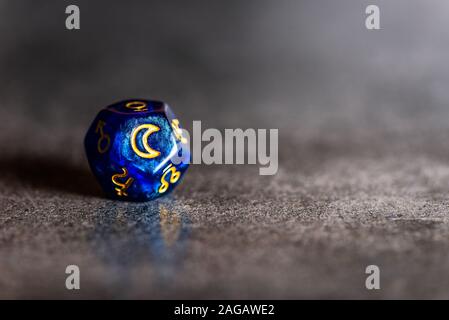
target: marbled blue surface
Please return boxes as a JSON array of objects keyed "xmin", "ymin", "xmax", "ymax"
[{"xmin": 84, "ymin": 99, "xmax": 190, "ymax": 201}]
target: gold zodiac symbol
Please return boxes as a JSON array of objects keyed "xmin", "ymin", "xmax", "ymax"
[
  {"xmin": 95, "ymin": 120, "xmax": 111, "ymax": 154},
  {"xmin": 111, "ymin": 167, "xmax": 134, "ymax": 197},
  {"xmin": 125, "ymin": 101, "xmax": 148, "ymax": 112},
  {"xmin": 171, "ymin": 119, "xmax": 187, "ymax": 144},
  {"xmin": 131, "ymin": 124, "xmax": 161, "ymax": 159},
  {"xmin": 158, "ymin": 163, "xmax": 181, "ymax": 194}
]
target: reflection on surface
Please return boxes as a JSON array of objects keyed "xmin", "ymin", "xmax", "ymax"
[
  {"xmin": 159, "ymin": 204, "xmax": 182, "ymax": 248},
  {"xmin": 91, "ymin": 197, "xmax": 189, "ymax": 288}
]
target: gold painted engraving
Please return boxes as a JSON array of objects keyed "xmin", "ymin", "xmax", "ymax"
[
  {"xmin": 158, "ymin": 163, "xmax": 181, "ymax": 194},
  {"xmin": 171, "ymin": 119, "xmax": 187, "ymax": 144},
  {"xmin": 95, "ymin": 120, "xmax": 111, "ymax": 154},
  {"xmin": 125, "ymin": 101, "xmax": 148, "ymax": 112},
  {"xmin": 131, "ymin": 124, "xmax": 161, "ymax": 159},
  {"xmin": 111, "ymin": 167, "xmax": 134, "ymax": 197}
]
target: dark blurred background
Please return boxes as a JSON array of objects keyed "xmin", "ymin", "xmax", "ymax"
[
  {"xmin": 2, "ymin": 1, "xmax": 449, "ymax": 133},
  {"xmin": 1, "ymin": 1, "xmax": 449, "ymax": 299}
]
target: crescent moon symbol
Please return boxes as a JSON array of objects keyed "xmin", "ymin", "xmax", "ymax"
[{"xmin": 131, "ymin": 124, "xmax": 161, "ymax": 159}]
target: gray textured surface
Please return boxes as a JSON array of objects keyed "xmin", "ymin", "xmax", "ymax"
[{"xmin": 1, "ymin": 0, "xmax": 449, "ymax": 299}]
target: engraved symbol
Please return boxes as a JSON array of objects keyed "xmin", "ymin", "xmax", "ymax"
[
  {"xmin": 171, "ymin": 119, "xmax": 187, "ymax": 144},
  {"xmin": 95, "ymin": 120, "xmax": 111, "ymax": 154},
  {"xmin": 131, "ymin": 124, "xmax": 161, "ymax": 159},
  {"xmin": 111, "ymin": 167, "xmax": 134, "ymax": 197},
  {"xmin": 125, "ymin": 101, "xmax": 148, "ymax": 112},
  {"xmin": 158, "ymin": 163, "xmax": 181, "ymax": 194}
]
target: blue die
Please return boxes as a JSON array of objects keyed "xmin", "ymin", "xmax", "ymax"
[{"xmin": 84, "ymin": 99, "xmax": 190, "ymax": 201}]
